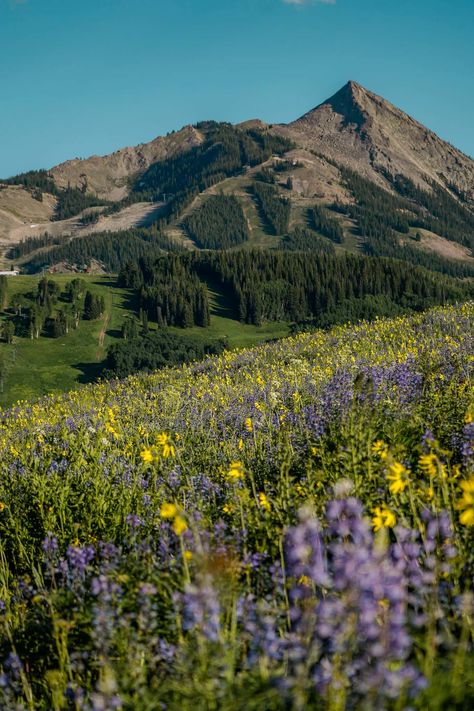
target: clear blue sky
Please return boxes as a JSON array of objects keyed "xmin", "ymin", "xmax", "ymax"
[{"xmin": 1, "ymin": 0, "xmax": 473, "ymax": 178}]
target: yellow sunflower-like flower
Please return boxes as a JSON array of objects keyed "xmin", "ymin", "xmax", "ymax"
[
  {"xmin": 387, "ymin": 462, "xmax": 410, "ymax": 494},
  {"xmin": 172, "ymin": 515, "xmax": 188, "ymax": 536},
  {"xmin": 156, "ymin": 433, "xmax": 175, "ymax": 458},
  {"xmin": 419, "ymin": 453, "xmax": 438, "ymax": 478},
  {"xmin": 372, "ymin": 506, "xmax": 396, "ymax": 532},
  {"xmin": 258, "ymin": 492, "xmax": 271, "ymax": 512},
  {"xmin": 457, "ymin": 477, "xmax": 474, "ymax": 526},
  {"xmin": 372, "ymin": 440, "xmax": 388, "ymax": 460},
  {"xmin": 160, "ymin": 502, "xmax": 178, "ymax": 519},
  {"xmin": 227, "ymin": 461, "xmax": 244, "ymax": 482},
  {"xmin": 140, "ymin": 447, "xmax": 154, "ymax": 464}
]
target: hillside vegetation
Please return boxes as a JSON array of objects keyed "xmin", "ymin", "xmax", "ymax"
[
  {"xmin": 0, "ymin": 273, "xmax": 292, "ymax": 407},
  {"xmin": 3, "ymin": 80, "xmax": 474, "ymax": 278},
  {"xmin": 0, "ymin": 303, "xmax": 473, "ymax": 708}
]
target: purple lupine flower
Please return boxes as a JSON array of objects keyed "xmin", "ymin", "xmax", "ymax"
[
  {"xmin": 179, "ymin": 575, "xmax": 221, "ymax": 642},
  {"xmin": 285, "ymin": 508, "xmax": 331, "ymax": 592},
  {"xmin": 67, "ymin": 544, "xmax": 95, "ymax": 575},
  {"xmin": 42, "ymin": 533, "xmax": 59, "ymax": 558},
  {"xmin": 125, "ymin": 513, "xmax": 142, "ymax": 529},
  {"xmin": 283, "ymin": 500, "xmax": 421, "ymax": 705}
]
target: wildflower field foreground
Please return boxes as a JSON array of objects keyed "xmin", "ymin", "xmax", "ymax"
[{"xmin": 1, "ymin": 303, "xmax": 474, "ymax": 710}]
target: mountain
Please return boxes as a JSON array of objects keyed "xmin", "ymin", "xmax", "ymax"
[
  {"xmin": 277, "ymin": 80, "xmax": 474, "ymax": 198},
  {"xmin": 49, "ymin": 124, "xmax": 204, "ymax": 201},
  {"xmin": 1, "ymin": 81, "xmax": 474, "ymax": 275}
]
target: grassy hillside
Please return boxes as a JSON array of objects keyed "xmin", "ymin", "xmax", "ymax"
[
  {"xmin": 0, "ymin": 275, "xmax": 133, "ymax": 405},
  {"xmin": 0, "ymin": 275, "xmax": 290, "ymax": 407},
  {"xmin": 0, "ymin": 303, "xmax": 473, "ymax": 708}
]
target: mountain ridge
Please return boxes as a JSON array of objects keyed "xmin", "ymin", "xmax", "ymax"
[
  {"xmin": 1, "ymin": 81, "xmax": 473, "ymax": 271},
  {"xmin": 277, "ymin": 80, "xmax": 474, "ymax": 198}
]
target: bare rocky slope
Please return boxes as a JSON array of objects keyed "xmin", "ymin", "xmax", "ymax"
[
  {"xmin": 50, "ymin": 124, "xmax": 204, "ymax": 201},
  {"xmin": 275, "ymin": 81, "xmax": 474, "ymax": 200}
]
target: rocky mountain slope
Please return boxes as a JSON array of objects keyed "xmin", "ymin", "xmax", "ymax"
[
  {"xmin": 277, "ymin": 81, "xmax": 473, "ymax": 199},
  {"xmin": 1, "ymin": 81, "xmax": 473, "ymax": 268},
  {"xmin": 49, "ymin": 124, "xmax": 204, "ymax": 201}
]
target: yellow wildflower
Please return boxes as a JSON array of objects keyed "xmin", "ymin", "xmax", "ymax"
[
  {"xmin": 457, "ymin": 477, "xmax": 474, "ymax": 526},
  {"xmin": 0, "ymin": 502, "xmax": 5, "ymax": 513},
  {"xmin": 238, "ymin": 438, "xmax": 244, "ymax": 451},
  {"xmin": 465, "ymin": 412, "xmax": 473, "ymax": 424},
  {"xmin": 387, "ymin": 462, "xmax": 410, "ymax": 494},
  {"xmin": 183, "ymin": 550, "xmax": 193, "ymax": 561},
  {"xmin": 227, "ymin": 461, "xmax": 244, "ymax": 481},
  {"xmin": 222, "ymin": 503, "xmax": 232, "ymax": 514},
  {"xmin": 140, "ymin": 447, "xmax": 154, "ymax": 464},
  {"xmin": 244, "ymin": 418, "xmax": 253, "ymax": 433},
  {"xmin": 451, "ymin": 464, "xmax": 461, "ymax": 480},
  {"xmin": 160, "ymin": 503, "xmax": 178, "ymax": 519},
  {"xmin": 258, "ymin": 492, "xmax": 271, "ymax": 512},
  {"xmin": 372, "ymin": 507, "xmax": 396, "ymax": 531},
  {"xmin": 156, "ymin": 432, "xmax": 175, "ymax": 458},
  {"xmin": 419, "ymin": 453, "xmax": 438, "ymax": 478},
  {"xmin": 162, "ymin": 442, "xmax": 175, "ymax": 458},
  {"xmin": 372, "ymin": 440, "xmax": 388, "ymax": 460},
  {"xmin": 172, "ymin": 515, "xmax": 188, "ymax": 536}
]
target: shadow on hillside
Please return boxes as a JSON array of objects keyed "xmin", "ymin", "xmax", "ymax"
[
  {"xmin": 136, "ymin": 203, "xmax": 167, "ymax": 227},
  {"xmin": 92, "ymin": 279, "xmax": 116, "ymax": 288},
  {"xmin": 91, "ymin": 281, "xmax": 139, "ymax": 314},
  {"xmin": 74, "ymin": 361, "xmax": 105, "ymax": 384},
  {"xmin": 204, "ymin": 279, "xmax": 237, "ymax": 319},
  {"xmin": 245, "ymin": 186, "xmax": 276, "ymax": 236},
  {"xmin": 106, "ymin": 328, "xmax": 122, "ymax": 339}
]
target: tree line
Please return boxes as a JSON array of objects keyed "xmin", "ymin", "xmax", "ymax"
[
  {"xmin": 22, "ymin": 227, "xmax": 179, "ymax": 274},
  {"xmin": 1, "ymin": 277, "xmax": 105, "ymax": 341},
  {"xmin": 310, "ymin": 205, "xmax": 344, "ymax": 243},
  {"xmin": 131, "ymin": 122, "xmax": 294, "ymax": 227},
  {"xmin": 117, "ymin": 249, "xmax": 472, "ymax": 331},
  {"xmin": 282, "ymin": 226, "xmax": 336, "ymax": 253},
  {"xmin": 2, "ymin": 170, "xmax": 109, "ymax": 221},
  {"xmin": 118, "ymin": 255, "xmax": 210, "ymax": 328},
  {"xmin": 251, "ymin": 182, "xmax": 291, "ymax": 235},
  {"xmin": 104, "ymin": 331, "xmax": 226, "ymax": 379},
  {"xmin": 183, "ymin": 194, "xmax": 249, "ymax": 249},
  {"xmin": 335, "ymin": 168, "xmax": 474, "ymax": 278}
]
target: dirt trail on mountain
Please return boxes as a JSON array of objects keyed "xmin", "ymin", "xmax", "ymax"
[{"xmin": 96, "ymin": 312, "xmax": 110, "ymax": 360}]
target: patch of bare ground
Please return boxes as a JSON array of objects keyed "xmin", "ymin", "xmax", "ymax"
[
  {"xmin": 402, "ymin": 229, "xmax": 474, "ymax": 262},
  {"xmin": 5, "ymin": 201, "xmax": 165, "ymax": 245},
  {"xmin": 0, "ymin": 186, "xmax": 57, "ymax": 242}
]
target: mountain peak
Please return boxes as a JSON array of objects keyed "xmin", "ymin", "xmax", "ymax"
[{"xmin": 281, "ymin": 81, "xmax": 474, "ymax": 198}]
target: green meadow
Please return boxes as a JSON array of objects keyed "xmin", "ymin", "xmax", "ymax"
[{"xmin": 0, "ymin": 275, "xmax": 290, "ymax": 407}]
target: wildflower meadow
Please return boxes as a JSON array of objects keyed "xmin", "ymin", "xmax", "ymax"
[{"xmin": 0, "ymin": 302, "xmax": 473, "ymax": 709}]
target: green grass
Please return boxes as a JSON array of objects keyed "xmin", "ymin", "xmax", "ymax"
[
  {"xmin": 0, "ymin": 275, "xmax": 291, "ymax": 408},
  {"xmin": 165, "ymin": 283, "xmax": 290, "ymax": 348},
  {"xmin": 0, "ymin": 275, "xmax": 136, "ymax": 407}
]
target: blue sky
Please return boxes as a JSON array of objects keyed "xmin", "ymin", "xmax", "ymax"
[{"xmin": 1, "ymin": 0, "xmax": 473, "ymax": 177}]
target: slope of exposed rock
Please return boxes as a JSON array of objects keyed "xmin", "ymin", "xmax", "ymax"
[
  {"xmin": 276, "ymin": 81, "xmax": 474, "ymax": 200},
  {"xmin": 50, "ymin": 125, "xmax": 204, "ymax": 200}
]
